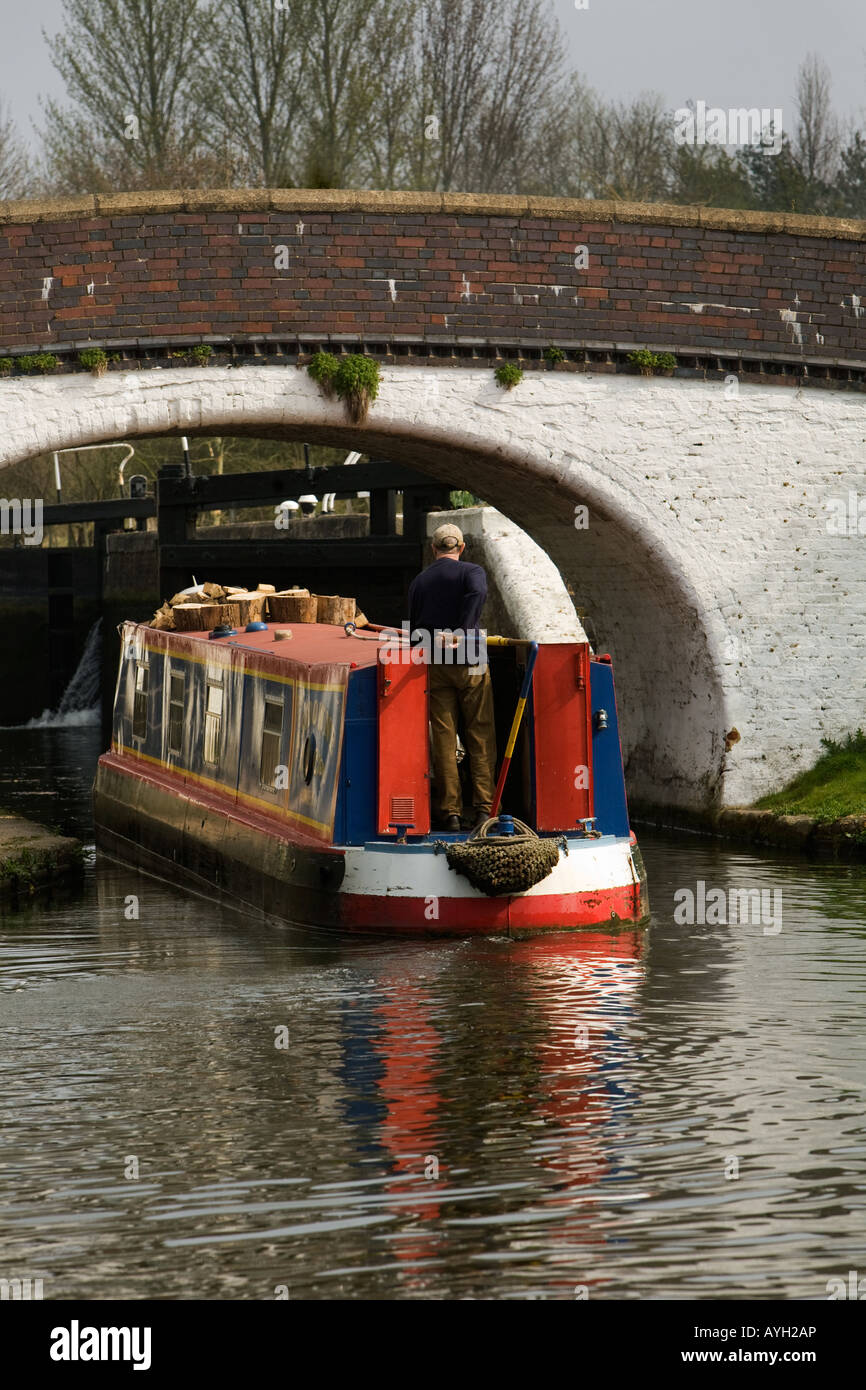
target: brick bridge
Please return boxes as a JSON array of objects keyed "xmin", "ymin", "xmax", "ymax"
[{"xmin": 0, "ymin": 190, "xmax": 864, "ymax": 811}]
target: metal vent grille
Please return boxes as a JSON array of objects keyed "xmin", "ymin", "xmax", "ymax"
[{"xmin": 390, "ymin": 796, "xmax": 415, "ymax": 821}]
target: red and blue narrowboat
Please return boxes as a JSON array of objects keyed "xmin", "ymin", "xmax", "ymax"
[{"xmin": 93, "ymin": 617, "xmax": 649, "ymax": 935}]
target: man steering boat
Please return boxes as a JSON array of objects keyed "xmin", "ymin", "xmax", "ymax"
[{"xmin": 408, "ymin": 523, "xmax": 497, "ymax": 832}]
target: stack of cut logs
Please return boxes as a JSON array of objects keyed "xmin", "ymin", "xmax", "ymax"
[{"xmin": 149, "ymin": 583, "xmax": 365, "ymax": 632}]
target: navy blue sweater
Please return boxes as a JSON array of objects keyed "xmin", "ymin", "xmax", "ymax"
[{"xmin": 408, "ymin": 557, "xmax": 487, "ymax": 636}]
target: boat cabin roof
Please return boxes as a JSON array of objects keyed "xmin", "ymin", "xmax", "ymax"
[{"xmin": 163, "ymin": 621, "xmax": 384, "ymax": 670}]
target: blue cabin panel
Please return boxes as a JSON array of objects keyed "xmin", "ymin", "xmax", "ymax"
[
  {"xmin": 334, "ymin": 666, "xmax": 378, "ymax": 845},
  {"xmin": 589, "ymin": 660, "xmax": 630, "ymax": 838}
]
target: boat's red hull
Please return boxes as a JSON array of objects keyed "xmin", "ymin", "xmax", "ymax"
[
  {"xmin": 94, "ymin": 753, "xmax": 648, "ymax": 936},
  {"xmin": 337, "ymin": 884, "xmax": 642, "ymax": 933}
]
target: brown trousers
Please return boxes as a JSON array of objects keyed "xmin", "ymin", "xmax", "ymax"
[{"xmin": 429, "ymin": 664, "xmax": 497, "ymax": 820}]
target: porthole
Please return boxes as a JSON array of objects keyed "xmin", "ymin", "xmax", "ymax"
[{"xmin": 302, "ymin": 731, "xmax": 317, "ymax": 785}]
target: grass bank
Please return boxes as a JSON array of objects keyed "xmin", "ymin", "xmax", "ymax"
[
  {"xmin": 632, "ymin": 732, "xmax": 866, "ymax": 859},
  {"xmin": 754, "ymin": 731, "xmax": 866, "ymax": 821}
]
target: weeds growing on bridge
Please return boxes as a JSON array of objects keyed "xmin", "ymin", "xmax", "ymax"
[
  {"xmin": 336, "ymin": 354, "xmax": 381, "ymax": 423},
  {"xmin": 308, "ymin": 351, "xmax": 381, "ymax": 423},
  {"xmin": 494, "ymin": 363, "xmax": 523, "ymax": 390},
  {"xmin": 15, "ymin": 353, "xmax": 58, "ymax": 375},
  {"xmin": 628, "ymin": 349, "xmax": 677, "ymax": 376},
  {"xmin": 79, "ymin": 348, "xmax": 108, "ymax": 376},
  {"xmin": 166, "ymin": 345, "xmax": 214, "ymax": 367},
  {"xmin": 307, "ymin": 351, "xmax": 339, "ymax": 396}
]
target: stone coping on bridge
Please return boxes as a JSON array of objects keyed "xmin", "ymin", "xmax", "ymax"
[
  {"xmin": 1, "ymin": 343, "xmax": 864, "ymax": 393},
  {"xmin": 1, "ymin": 332, "xmax": 865, "ymax": 388},
  {"xmin": 1, "ymin": 187, "xmax": 865, "ymax": 243}
]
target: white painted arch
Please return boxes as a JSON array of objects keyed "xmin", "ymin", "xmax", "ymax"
[{"xmin": 2, "ymin": 363, "xmax": 864, "ymax": 810}]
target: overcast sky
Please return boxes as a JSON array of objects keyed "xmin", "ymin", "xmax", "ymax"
[{"xmin": 1, "ymin": 0, "xmax": 864, "ymax": 150}]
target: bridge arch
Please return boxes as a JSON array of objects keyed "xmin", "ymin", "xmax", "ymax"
[
  {"xmin": 5, "ymin": 362, "xmax": 863, "ymax": 812},
  {"xmin": 1, "ymin": 191, "xmax": 864, "ymax": 811}
]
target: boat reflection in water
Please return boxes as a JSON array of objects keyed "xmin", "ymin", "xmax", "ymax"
[{"xmin": 334, "ymin": 929, "xmax": 644, "ymax": 1294}]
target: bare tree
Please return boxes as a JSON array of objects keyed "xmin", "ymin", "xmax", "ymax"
[
  {"xmin": 33, "ymin": 1, "xmax": 860, "ymax": 221},
  {"xmin": 401, "ymin": 0, "xmax": 567, "ymax": 193},
  {"xmin": 356, "ymin": 0, "xmax": 422, "ymax": 189},
  {"xmin": 795, "ymin": 53, "xmax": 840, "ymax": 189},
  {"xmin": 470, "ymin": 0, "xmax": 565, "ymax": 192},
  {"xmin": 41, "ymin": 0, "xmax": 214, "ymax": 193},
  {"xmin": 0, "ymin": 100, "xmax": 30, "ymax": 198},
  {"xmin": 579, "ymin": 93, "xmax": 672, "ymax": 202},
  {"xmin": 835, "ymin": 127, "xmax": 866, "ymax": 216},
  {"xmin": 524, "ymin": 72, "xmax": 597, "ymax": 198},
  {"xmin": 299, "ymin": 0, "xmax": 381, "ymax": 187},
  {"xmin": 410, "ymin": 0, "xmax": 496, "ymax": 190},
  {"xmin": 195, "ymin": 0, "xmax": 314, "ymax": 186}
]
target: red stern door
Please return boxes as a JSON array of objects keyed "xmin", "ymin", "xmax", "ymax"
[
  {"xmin": 377, "ymin": 654, "xmax": 431, "ymax": 836},
  {"xmin": 533, "ymin": 643, "xmax": 594, "ymax": 830}
]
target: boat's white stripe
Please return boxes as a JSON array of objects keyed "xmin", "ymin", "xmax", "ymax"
[{"xmin": 341, "ymin": 839, "xmax": 636, "ymax": 899}]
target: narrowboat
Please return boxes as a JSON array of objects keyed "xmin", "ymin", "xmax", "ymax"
[{"xmin": 93, "ymin": 617, "xmax": 649, "ymax": 935}]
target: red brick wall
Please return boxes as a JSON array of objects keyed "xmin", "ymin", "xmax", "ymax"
[{"xmin": 0, "ymin": 192, "xmax": 863, "ymax": 365}]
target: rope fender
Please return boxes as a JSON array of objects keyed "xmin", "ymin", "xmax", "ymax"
[{"xmin": 439, "ymin": 817, "xmax": 564, "ymax": 897}]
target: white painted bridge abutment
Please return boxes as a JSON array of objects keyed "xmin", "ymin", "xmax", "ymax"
[{"xmin": 2, "ymin": 363, "xmax": 863, "ymax": 813}]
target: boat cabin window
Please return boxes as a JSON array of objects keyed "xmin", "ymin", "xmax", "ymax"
[
  {"xmin": 132, "ymin": 662, "xmax": 149, "ymax": 740},
  {"xmin": 168, "ymin": 672, "xmax": 185, "ymax": 755},
  {"xmin": 203, "ymin": 682, "xmax": 223, "ymax": 765},
  {"xmin": 260, "ymin": 699, "xmax": 283, "ymax": 788}
]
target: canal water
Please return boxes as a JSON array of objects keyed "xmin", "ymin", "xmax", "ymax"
[{"xmin": 1, "ymin": 725, "xmax": 864, "ymax": 1301}]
